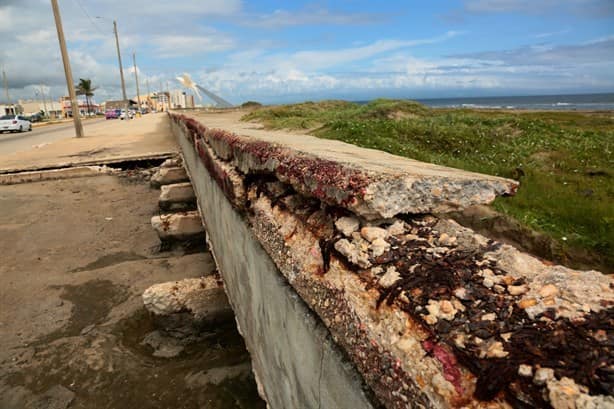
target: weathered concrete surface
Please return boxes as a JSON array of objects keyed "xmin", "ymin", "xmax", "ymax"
[
  {"xmin": 151, "ymin": 211, "xmax": 205, "ymax": 240},
  {"xmin": 159, "ymin": 182, "xmax": 196, "ymax": 209},
  {"xmin": 0, "ymin": 114, "xmax": 178, "ymax": 173},
  {"xmin": 151, "ymin": 166, "xmax": 189, "ymax": 187},
  {"xmin": 0, "ymin": 175, "xmax": 263, "ymax": 409},
  {"xmin": 176, "ymin": 121, "xmax": 376, "ymax": 409},
  {"xmin": 143, "ymin": 276, "xmax": 233, "ymax": 324},
  {"xmin": 176, "ymin": 111, "xmax": 518, "ymax": 219},
  {"xmin": 172, "ymin": 112, "xmax": 614, "ymax": 409},
  {"xmin": 0, "ymin": 165, "xmax": 119, "ymax": 185}
]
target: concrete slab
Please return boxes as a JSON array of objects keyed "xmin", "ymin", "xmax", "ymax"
[
  {"xmin": 0, "ymin": 165, "xmax": 119, "ymax": 185},
  {"xmin": 174, "ymin": 111, "xmax": 518, "ymax": 218},
  {"xmin": 0, "ymin": 114, "xmax": 178, "ymax": 173}
]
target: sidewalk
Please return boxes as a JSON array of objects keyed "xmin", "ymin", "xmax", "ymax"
[{"xmin": 0, "ymin": 113, "xmax": 178, "ymax": 173}]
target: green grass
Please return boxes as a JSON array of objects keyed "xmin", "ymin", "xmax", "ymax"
[{"xmin": 243, "ymin": 99, "xmax": 614, "ymax": 269}]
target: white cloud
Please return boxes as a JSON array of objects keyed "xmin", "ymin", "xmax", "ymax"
[
  {"xmin": 240, "ymin": 8, "xmax": 386, "ymax": 29},
  {"xmin": 152, "ymin": 34, "xmax": 236, "ymax": 58}
]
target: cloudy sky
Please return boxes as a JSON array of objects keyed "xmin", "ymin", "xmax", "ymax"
[{"xmin": 1, "ymin": 0, "xmax": 613, "ymax": 104}]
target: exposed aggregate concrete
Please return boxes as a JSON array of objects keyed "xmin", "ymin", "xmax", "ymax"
[{"xmin": 170, "ymin": 112, "xmax": 613, "ymax": 409}]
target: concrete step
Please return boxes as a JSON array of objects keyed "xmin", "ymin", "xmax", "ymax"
[
  {"xmin": 150, "ymin": 166, "xmax": 189, "ymax": 188},
  {"xmin": 151, "ymin": 211, "xmax": 204, "ymax": 241},
  {"xmin": 159, "ymin": 182, "xmax": 196, "ymax": 211}
]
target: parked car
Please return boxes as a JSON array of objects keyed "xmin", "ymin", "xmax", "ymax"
[
  {"xmin": 119, "ymin": 110, "xmax": 134, "ymax": 120},
  {"xmin": 28, "ymin": 113, "xmax": 44, "ymax": 123},
  {"xmin": 105, "ymin": 109, "xmax": 121, "ymax": 119},
  {"xmin": 0, "ymin": 115, "xmax": 32, "ymax": 133}
]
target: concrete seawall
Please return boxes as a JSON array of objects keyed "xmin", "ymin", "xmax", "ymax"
[
  {"xmin": 170, "ymin": 111, "xmax": 613, "ymax": 409},
  {"xmin": 172, "ymin": 118, "xmax": 376, "ymax": 409}
]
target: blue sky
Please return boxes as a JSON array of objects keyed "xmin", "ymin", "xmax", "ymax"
[{"xmin": 1, "ymin": 0, "xmax": 613, "ymax": 104}]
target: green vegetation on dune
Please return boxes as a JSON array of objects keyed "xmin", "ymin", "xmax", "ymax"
[{"xmin": 243, "ymin": 99, "xmax": 614, "ymax": 270}]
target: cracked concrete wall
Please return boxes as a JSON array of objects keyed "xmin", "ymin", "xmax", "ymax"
[{"xmin": 174, "ymin": 120, "xmax": 375, "ymax": 409}]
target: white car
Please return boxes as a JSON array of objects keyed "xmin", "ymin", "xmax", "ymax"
[{"xmin": 0, "ymin": 114, "xmax": 32, "ymax": 133}]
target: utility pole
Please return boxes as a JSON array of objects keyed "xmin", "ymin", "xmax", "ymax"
[
  {"xmin": 39, "ymin": 85, "xmax": 49, "ymax": 117},
  {"xmin": 145, "ymin": 78, "xmax": 150, "ymax": 111},
  {"xmin": 112, "ymin": 20, "xmax": 129, "ymax": 118},
  {"xmin": 132, "ymin": 52, "xmax": 141, "ymax": 113},
  {"xmin": 50, "ymin": 0, "xmax": 83, "ymax": 137},
  {"xmin": 166, "ymin": 81, "xmax": 171, "ymax": 110},
  {"xmin": 2, "ymin": 69, "xmax": 10, "ymax": 104},
  {"xmin": 113, "ymin": 21, "xmax": 127, "ymax": 102}
]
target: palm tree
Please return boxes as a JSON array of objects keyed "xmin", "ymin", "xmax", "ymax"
[{"xmin": 76, "ymin": 78, "xmax": 98, "ymax": 116}]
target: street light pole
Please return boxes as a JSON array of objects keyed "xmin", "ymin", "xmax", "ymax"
[
  {"xmin": 50, "ymin": 0, "xmax": 83, "ymax": 138},
  {"xmin": 132, "ymin": 52, "xmax": 141, "ymax": 113}
]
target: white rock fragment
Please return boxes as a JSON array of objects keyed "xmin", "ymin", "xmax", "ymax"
[
  {"xmin": 335, "ymin": 216, "xmax": 360, "ymax": 237},
  {"xmin": 424, "ymin": 299, "xmax": 458, "ymax": 323},
  {"xmin": 334, "ymin": 239, "xmax": 371, "ymax": 269},
  {"xmin": 518, "ymin": 364, "xmax": 533, "ymax": 377},
  {"xmin": 379, "ymin": 266, "xmax": 401, "ymax": 288},
  {"xmin": 534, "ymin": 367, "xmax": 555, "ymax": 386},
  {"xmin": 370, "ymin": 238, "xmax": 390, "ymax": 257},
  {"xmin": 481, "ymin": 313, "xmax": 496, "ymax": 321},
  {"xmin": 386, "ymin": 220, "xmax": 406, "ymax": 236},
  {"xmin": 479, "ymin": 340, "xmax": 508, "ymax": 358},
  {"xmin": 360, "ymin": 226, "xmax": 388, "ymax": 243}
]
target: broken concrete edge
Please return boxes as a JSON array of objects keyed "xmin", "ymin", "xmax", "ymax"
[
  {"xmin": 169, "ymin": 112, "xmax": 519, "ymax": 219},
  {"xmin": 0, "ymin": 151, "xmax": 177, "ymax": 175},
  {"xmin": 0, "ymin": 165, "xmax": 121, "ymax": 185},
  {"xmin": 142, "ymin": 276, "xmax": 234, "ymax": 325},
  {"xmin": 171, "ymin": 114, "xmax": 613, "ymax": 409},
  {"xmin": 151, "ymin": 211, "xmax": 205, "ymax": 240}
]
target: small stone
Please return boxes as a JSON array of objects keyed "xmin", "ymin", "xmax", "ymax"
[
  {"xmin": 482, "ymin": 268, "xmax": 494, "ymax": 277},
  {"xmin": 379, "ymin": 266, "xmax": 401, "ymax": 288},
  {"xmin": 387, "ymin": 220, "xmax": 406, "ymax": 236},
  {"xmin": 453, "ymin": 287, "xmax": 469, "ymax": 300},
  {"xmin": 483, "ymin": 277, "xmax": 495, "ymax": 288},
  {"xmin": 335, "ymin": 216, "xmax": 360, "ymax": 237},
  {"xmin": 493, "ymin": 284, "xmax": 506, "ymax": 294},
  {"xmin": 370, "ymin": 237, "xmax": 390, "ymax": 257},
  {"xmin": 479, "ymin": 340, "xmax": 508, "ymax": 358},
  {"xmin": 481, "ymin": 313, "xmax": 496, "ymax": 321},
  {"xmin": 334, "ymin": 239, "xmax": 371, "ymax": 269},
  {"xmin": 534, "ymin": 367, "xmax": 555, "ymax": 386},
  {"xmin": 508, "ymin": 284, "xmax": 529, "ymax": 296},
  {"xmin": 502, "ymin": 275, "xmax": 515, "ymax": 286},
  {"xmin": 518, "ymin": 364, "xmax": 533, "ymax": 377},
  {"xmin": 360, "ymin": 226, "xmax": 388, "ymax": 242},
  {"xmin": 518, "ymin": 298, "xmax": 537, "ymax": 309},
  {"xmin": 539, "ymin": 284, "xmax": 559, "ymax": 298},
  {"xmin": 440, "ymin": 300, "xmax": 454, "ymax": 314}
]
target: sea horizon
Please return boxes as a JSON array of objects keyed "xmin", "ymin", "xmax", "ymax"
[{"xmin": 410, "ymin": 92, "xmax": 614, "ymax": 111}]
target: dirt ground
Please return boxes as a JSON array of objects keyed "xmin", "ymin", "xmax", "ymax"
[{"xmin": 0, "ymin": 174, "xmax": 264, "ymax": 409}]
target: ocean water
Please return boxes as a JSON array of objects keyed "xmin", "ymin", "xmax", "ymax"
[{"xmin": 413, "ymin": 93, "xmax": 614, "ymax": 111}]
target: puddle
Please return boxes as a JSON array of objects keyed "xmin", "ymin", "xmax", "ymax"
[
  {"xmin": 7, "ymin": 307, "xmax": 266, "ymax": 409},
  {"xmin": 38, "ymin": 279, "xmax": 130, "ymax": 344}
]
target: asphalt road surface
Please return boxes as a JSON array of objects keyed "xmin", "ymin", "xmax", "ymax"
[{"xmin": 0, "ymin": 118, "xmax": 107, "ymax": 156}]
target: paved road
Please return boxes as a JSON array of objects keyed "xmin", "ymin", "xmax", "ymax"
[{"xmin": 0, "ymin": 118, "xmax": 107, "ymax": 155}]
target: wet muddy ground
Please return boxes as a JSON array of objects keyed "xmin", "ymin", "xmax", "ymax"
[{"xmin": 0, "ymin": 174, "xmax": 265, "ymax": 409}]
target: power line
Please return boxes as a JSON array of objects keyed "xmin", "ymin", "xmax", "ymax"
[{"xmin": 72, "ymin": 0, "xmax": 108, "ymax": 36}]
